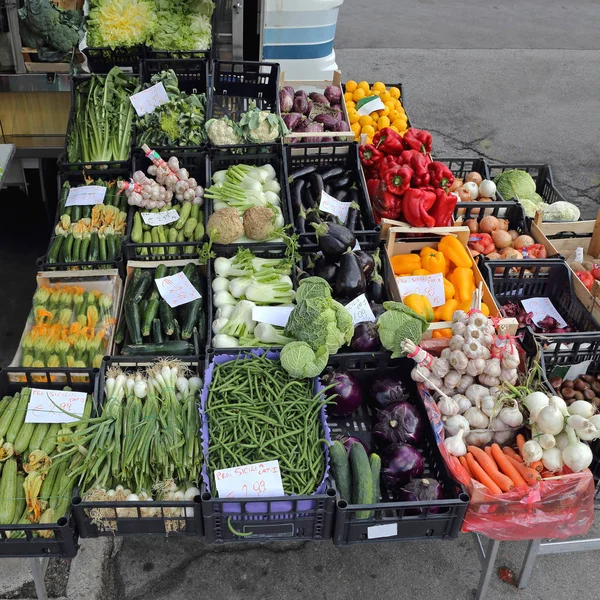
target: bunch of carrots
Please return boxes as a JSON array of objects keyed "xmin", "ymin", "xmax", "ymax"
[{"xmin": 456, "ymin": 434, "xmax": 573, "ymax": 494}]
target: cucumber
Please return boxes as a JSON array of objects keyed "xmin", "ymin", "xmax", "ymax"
[
  {"xmin": 370, "ymin": 453, "xmax": 381, "ymax": 504},
  {"xmin": 129, "ymin": 271, "xmax": 152, "ymax": 304},
  {"xmin": 121, "ymin": 341, "xmax": 194, "ymax": 356},
  {"xmin": 159, "ymin": 298, "xmax": 175, "ymax": 335},
  {"xmin": 151, "ymin": 319, "xmax": 163, "ymax": 344},
  {"xmin": 330, "ymin": 440, "xmax": 351, "ymax": 501},
  {"xmin": 350, "ymin": 442, "xmax": 373, "ymax": 519},
  {"xmin": 124, "ymin": 301, "xmax": 143, "ymax": 344}
]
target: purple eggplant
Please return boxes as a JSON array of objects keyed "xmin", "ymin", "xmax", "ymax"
[
  {"xmin": 382, "ymin": 443, "xmax": 425, "ymax": 486},
  {"xmin": 350, "ymin": 322, "xmax": 380, "ymax": 352},
  {"xmin": 295, "ymin": 89, "xmax": 307, "ymax": 98},
  {"xmin": 324, "ymin": 85, "xmax": 342, "ymax": 104},
  {"xmin": 314, "ymin": 113, "xmax": 340, "ymax": 131},
  {"xmin": 372, "ymin": 402, "xmax": 424, "ymax": 447},
  {"xmin": 283, "ymin": 85, "xmax": 295, "ymax": 97},
  {"xmin": 279, "ymin": 88, "xmax": 294, "ymax": 113},
  {"xmin": 335, "ymin": 120, "xmax": 351, "ymax": 132},
  {"xmin": 302, "ymin": 122, "xmax": 324, "ymax": 142},
  {"xmin": 282, "ymin": 112, "xmax": 303, "ymax": 131},
  {"xmin": 399, "ymin": 478, "xmax": 445, "ymax": 514},
  {"xmin": 369, "ymin": 378, "xmax": 409, "ymax": 410},
  {"xmin": 309, "ymin": 92, "xmax": 330, "ymax": 106},
  {"xmin": 321, "ymin": 369, "xmax": 362, "ymax": 416},
  {"xmin": 293, "ymin": 95, "xmax": 310, "ymax": 116}
]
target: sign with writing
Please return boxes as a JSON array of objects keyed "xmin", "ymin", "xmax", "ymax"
[
  {"xmin": 356, "ymin": 95, "xmax": 386, "ymax": 116},
  {"xmin": 141, "ymin": 209, "xmax": 180, "ymax": 226},
  {"xmin": 129, "ymin": 82, "xmax": 169, "ymax": 116},
  {"xmin": 65, "ymin": 185, "xmax": 106, "ymax": 207},
  {"xmin": 26, "ymin": 388, "xmax": 87, "ymax": 424},
  {"xmin": 344, "ymin": 294, "xmax": 376, "ymax": 326},
  {"xmin": 308, "ymin": 103, "xmax": 342, "ymax": 121},
  {"xmin": 214, "ymin": 460, "xmax": 285, "ymax": 499},
  {"xmin": 155, "ymin": 271, "xmax": 201, "ymax": 308},
  {"xmin": 367, "ymin": 523, "xmax": 398, "ymax": 539},
  {"xmin": 396, "ymin": 273, "xmax": 445, "ymax": 307},
  {"xmin": 252, "ymin": 305, "xmax": 293, "ymax": 328},
  {"xmin": 320, "ymin": 190, "xmax": 350, "ymax": 223},
  {"xmin": 520, "ymin": 297, "xmax": 567, "ymax": 328}
]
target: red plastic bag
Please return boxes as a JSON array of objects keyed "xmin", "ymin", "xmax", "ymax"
[{"xmin": 420, "ymin": 385, "xmax": 596, "ymax": 541}]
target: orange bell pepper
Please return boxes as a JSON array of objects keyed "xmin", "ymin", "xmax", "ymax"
[
  {"xmin": 438, "ymin": 235, "xmax": 472, "ymax": 268},
  {"xmin": 412, "ymin": 268, "xmax": 431, "ymax": 276},
  {"xmin": 443, "ymin": 278, "xmax": 455, "ymax": 300},
  {"xmin": 432, "ymin": 328, "xmax": 452, "ymax": 339},
  {"xmin": 433, "ymin": 298, "xmax": 459, "ymax": 322},
  {"xmin": 420, "ymin": 247, "xmax": 447, "ymax": 275},
  {"xmin": 450, "ymin": 267, "xmax": 475, "ymax": 303},
  {"xmin": 390, "ymin": 254, "xmax": 421, "ymax": 275}
]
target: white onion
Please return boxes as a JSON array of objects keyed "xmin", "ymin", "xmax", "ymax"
[{"xmin": 478, "ymin": 179, "xmax": 496, "ymax": 199}]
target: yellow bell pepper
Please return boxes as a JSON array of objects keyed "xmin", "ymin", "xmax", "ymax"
[
  {"xmin": 390, "ymin": 254, "xmax": 421, "ymax": 276},
  {"xmin": 457, "ymin": 301, "xmax": 490, "ymax": 315},
  {"xmin": 433, "ymin": 299, "xmax": 459, "ymax": 322},
  {"xmin": 443, "ymin": 278, "xmax": 455, "ymax": 300},
  {"xmin": 420, "ymin": 247, "xmax": 447, "ymax": 275},
  {"xmin": 432, "ymin": 328, "xmax": 452, "ymax": 339},
  {"xmin": 480, "ymin": 302, "xmax": 490, "ymax": 316},
  {"xmin": 438, "ymin": 235, "xmax": 472, "ymax": 268},
  {"xmin": 412, "ymin": 268, "xmax": 431, "ymax": 276},
  {"xmin": 403, "ymin": 294, "xmax": 434, "ymax": 322},
  {"xmin": 450, "ymin": 267, "xmax": 475, "ymax": 303}
]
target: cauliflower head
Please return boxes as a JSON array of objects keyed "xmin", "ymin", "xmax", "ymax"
[{"xmin": 205, "ymin": 117, "xmax": 243, "ymax": 146}]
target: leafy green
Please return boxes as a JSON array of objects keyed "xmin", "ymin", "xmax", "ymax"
[
  {"xmin": 295, "ymin": 277, "xmax": 332, "ymax": 302},
  {"xmin": 148, "ymin": 0, "xmax": 213, "ymax": 51},
  {"xmin": 377, "ymin": 301, "xmax": 429, "ymax": 359},
  {"xmin": 494, "ymin": 169, "xmax": 537, "ymax": 201},
  {"xmin": 541, "ymin": 201, "xmax": 580, "ymax": 222},
  {"xmin": 280, "ymin": 342, "xmax": 329, "ymax": 379}
]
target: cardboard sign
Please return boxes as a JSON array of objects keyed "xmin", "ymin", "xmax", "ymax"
[
  {"xmin": 319, "ymin": 190, "xmax": 350, "ymax": 223},
  {"xmin": 356, "ymin": 95, "xmax": 386, "ymax": 116},
  {"xmin": 344, "ymin": 294, "xmax": 376, "ymax": 326},
  {"xmin": 129, "ymin": 82, "xmax": 169, "ymax": 117},
  {"xmin": 65, "ymin": 185, "xmax": 106, "ymax": 207},
  {"xmin": 26, "ymin": 388, "xmax": 87, "ymax": 424},
  {"xmin": 214, "ymin": 460, "xmax": 285, "ymax": 499},
  {"xmin": 155, "ymin": 271, "xmax": 201, "ymax": 308},
  {"xmin": 141, "ymin": 209, "xmax": 180, "ymax": 226},
  {"xmin": 252, "ymin": 306, "xmax": 294, "ymax": 328},
  {"xmin": 308, "ymin": 103, "xmax": 342, "ymax": 121},
  {"xmin": 520, "ymin": 297, "xmax": 567, "ymax": 328},
  {"xmin": 396, "ymin": 273, "xmax": 445, "ymax": 307}
]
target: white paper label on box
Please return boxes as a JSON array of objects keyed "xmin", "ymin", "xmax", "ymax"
[
  {"xmin": 344, "ymin": 294, "xmax": 376, "ymax": 326},
  {"xmin": 396, "ymin": 273, "xmax": 446, "ymax": 307},
  {"xmin": 520, "ymin": 297, "xmax": 567, "ymax": 328},
  {"xmin": 141, "ymin": 209, "xmax": 180, "ymax": 226},
  {"xmin": 155, "ymin": 271, "xmax": 201, "ymax": 308},
  {"xmin": 575, "ymin": 247, "xmax": 584, "ymax": 264},
  {"xmin": 129, "ymin": 82, "xmax": 169, "ymax": 116},
  {"xmin": 65, "ymin": 185, "xmax": 106, "ymax": 207},
  {"xmin": 563, "ymin": 360, "xmax": 592, "ymax": 382},
  {"xmin": 367, "ymin": 523, "xmax": 398, "ymax": 539},
  {"xmin": 214, "ymin": 460, "xmax": 285, "ymax": 499},
  {"xmin": 251, "ymin": 305, "xmax": 294, "ymax": 328},
  {"xmin": 25, "ymin": 388, "xmax": 87, "ymax": 424},
  {"xmin": 356, "ymin": 96, "xmax": 386, "ymax": 117},
  {"xmin": 319, "ymin": 190, "xmax": 350, "ymax": 224}
]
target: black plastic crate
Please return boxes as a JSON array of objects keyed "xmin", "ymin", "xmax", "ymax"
[
  {"xmin": 284, "ymin": 142, "xmax": 379, "ymax": 251},
  {"xmin": 325, "ymin": 353, "xmax": 469, "ymax": 546},
  {"xmin": 454, "ymin": 201, "xmax": 529, "ymax": 234},
  {"xmin": 431, "ymin": 156, "xmax": 489, "ymax": 180},
  {"xmin": 0, "ymin": 367, "xmax": 100, "ymax": 557},
  {"xmin": 71, "ymin": 357, "xmax": 203, "ymax": 537},
  {"xmin": 83, "ymin": 46, "xmax": 144, "ymax": 74},
  {"xmin": 123, "ymin": 149, "xmax": 208, "ymax": 261}
]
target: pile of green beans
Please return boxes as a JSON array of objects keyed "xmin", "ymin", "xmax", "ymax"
[{"xmin": 206, "ymin": 353, "xmax": 329, "ymax": 496}]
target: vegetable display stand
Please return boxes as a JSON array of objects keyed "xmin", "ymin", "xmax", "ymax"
[
  {"xmin": 71, "ymin": 357, "xmax": 204, "ymax": 538},
  {"xmin": 123, "ymin": 149, "xmax": 208, "ymax": 262},
  {"xmin": 284, "ymin": 142, "xmax": 379, "ymax": 251},
  {"xmin": 83, "ymin": 46, "xmax": 145, "ymax": 74},
  {"xmin": 0, "ymin": 367, "xmax": 99, "ymax": 558},
  {"xmin": 200, "ymin": 350, "xmax": 336, "ymax": 543},
  {"xmin": 327, "ymin": 353, "xmax": 469, "ymax": 547}
]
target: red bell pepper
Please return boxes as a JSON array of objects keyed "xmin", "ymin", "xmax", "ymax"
[
  {"xmin": 359, "ymin": 144, "xmax": 384, "ymax": 168},
  {"xmin": 373, "ymin": 127, "xmax": 405, "ymax": 156},
  {"xmin": 427, "ymin": 161, "xmax": 455, "ymax": 191},
  {"xmin": 383, "ymin": 165, "xmax": 413, "ymax": 196},
  {"xmin": 402, "ymin": 128, "xmax": 433, "ymax": 155},
  {"xmin": 430, "ymin": 188, "xmax": 457, "ymax": 227},
  {"xmin": 372, "ymin": 181, "xmax": 403, "ymax": 221},
  {"xmin": 402, "ymin": 188, "xmax": 436, "ymax": 228},
  {"xmin": 377, "ymin": 155, "xmax": 402, "ymax": 178},
  {"xmin": 576, "ymin": 270, "xmax": 594, "ymax": 291},
  {"xmin": 366, "ymin": 177, "xmax": 380, "ymax": 202},
  {"xmin": 469, "ymin": 233, "xmax": 496, "ymax": 255},
  {"xmin": 399, "ymin": 150, "xmax": 431, "ymax": 187}
]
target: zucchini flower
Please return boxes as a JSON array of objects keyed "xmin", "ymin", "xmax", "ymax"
[
  {"xmin": 34, "ymin": 307, "xmax": 54, "ymax": 326},
  {"xmin": 74, "ymin": 360, "xmax": 87, "ymax": 368},
  {"xmin": 33, "ymin": 335, "xmax": 51, "ymax": 362},
  {"xmin": 24, "ymin": 470, "xmax": 45, "ymax": 521},
  {"xmin": 115, "ymin": 211, "xmax": 127, "ymax": 233},
  {"xmin": 32, "ymin": 360, "xmax": 45, "ymax": 368},
  {"xmin": 37, "ymin": 508, "xmax": 56, "ymax": 538},
  {"xmin": 24, "ymin": 450, "xmax": 51, "ymax": 474},
  {"xmin": 55, "ymin": 340, "xmax": 70, "ymax": 366},
  {"xmin": 85, "ymin": 291, "xmax": 96, "ymax": 308},
  {"xmin": 48, "ymin": 288, "xmax": 63, "ymax": 310},
  {"xmin": 0, "ymin": 442, "xmax": 14, "ymax": 462},
  {"xmin": 47, "ymin": 354, "xmax": 60, "ymax": 368},
  {"xmin": 21, "ymin": 354, "xmax": 34, "ymax": 367},
  {"xmin": 58, "ymin": 307, "xmax": 73, "ymax": 326},
  {"xmin": 92, "ymin": 353, "xmax": 104, "ymax": 369},
  {"xmin": 74, "ymin": 335, "xmax": 88, "ymax": 361},
  {"xmin": 73, "ymin": 290, "xmax": 84, "ymax": 315},
  {"xmin": 66, "ymin": 355, "xmax": 75, "ymax": 368},
  {"xmin": 21, "ymin": 331, "xmax": 34, "ymax": 354},
  {"xmin": 77, "ymin": 314, "xmax": 87, "ymax": 327},
  {"xmin": 59, "ymin": 288, "xmax": 75, "ymax": 310},
  {"xmin": 87, "ymin": 305, "xmax": 99, "ymax": 330},
  {"xmin": 55, "ymin": 215, "xmax": 71, "ymax": 236},
  {"xmin": 91, "ymin": 204, "xmax": 102, "ymax": 228},
  {"xmin": 33, "ymin": 286, "xmax": 52, "ymax": 307}
]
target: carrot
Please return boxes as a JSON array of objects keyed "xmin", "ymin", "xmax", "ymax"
[
  {"xmin": 468, "ymin": 446, "xmax": 514, "ymax": 492},
  {"xmin": 491, "ymin": 444, "xmax": 527, "ymax": 487},
  {"xmin": 530, "ymin": 460, "xmax": 543, "ymax": 473},
  {"xmin": 484, "ymin": 446, "xmax": 494, "ymax": 459},
  {"xmin": 466, "ymin": 453, "xmax": 502, "ymax": 494},
  {"xmin": 459, "ymin": 455, "xmax": 473, "ymax": 478},
  {"xmin": 502, "ymin": 447, "xmax": 523, "ymax": 462},
  {"xmin": 502, "ymin": 453, "xmax": 541, "ymax": 486},
  {"xmin": 516, "ymin": 433, "xmax": 526, "ymax": 458}
]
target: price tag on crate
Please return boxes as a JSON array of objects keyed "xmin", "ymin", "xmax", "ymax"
[
  {"xmin": 344, "ymin": 294, "xmax": 376, "ymax": 326},
  {"xmin": 65, "ymin": 185, "xmax": 106, "ymax": 207},
  {"xmin": 214, "ymin": 460, "xmax": 285, "ymax": 499},
  {"xmin": 25, "ymin": 388, "xmax": 87, "ymax": 424},
  {"xmin": 367, "ymin": 523, "xmax": 398, "ymax": 539},
  {"xmin": 155, "ymin": 271, "xmax": 201, "ymax": 308},
  {"xmin": 396, "ymin": 273, "xmax": 445, "ymax": 307},
  {"xmin": 520, "ymin": 297, "xmax": 567, "ymax": 328},
  {"xmin": 356, "ymin": 95, "xmax": 386, "ymax": 117},
  {"xmin": 319, "ymin": 190, "xmax": 350, "ymax": 223},
  {"xmin": 252, "ymin": 306, "xmax": 294, "ymax": 328},
  {"xmin": 141, "ymin": 209, "xmax": 180, "ymax": 226},
  {"xmin": 129, "ymin": 82, "xmax": 169, "ymax": 117}
]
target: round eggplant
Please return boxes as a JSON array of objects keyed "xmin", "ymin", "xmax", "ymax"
[{"xmin": 312, "ymin": 255, "xmax": 337, "ymax": 283}]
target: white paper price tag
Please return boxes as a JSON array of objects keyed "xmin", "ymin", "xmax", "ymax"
[
  {"xmin": 319, "ymin": 190, "xmax": 350, "ymax": 223},
  {"xmin": 155, "ymin": 271, "xmax": 201, "ymax": 308},
  {"xmin": 65, "ymin": 185, "xmax": 106, "ymax": 207},
  {"xmin": 344, "ymin": 294, "xmax": 376, "ymax": 326},
  {"xmin": 520, "ymin": 297, "xmax": 567, "ymax": 328},
  {"xmin": 564, "ymin": 360, "xmax": 592, "ymax": 382},
  {"xmin": 141, "ymin": 209, "xmax": 180, "ymax": 226},
  {"xmin": 252, "ymin": 305, "xmax": 294, "ymax": 328},
  {"xmin": 396, "ymin": 273, "xmax": 445, "ymax": 307},
  {"xmin": 367, "ymin": 523, "xmax": 398, "ymax": 539},
  {"xmin": 26, "ymin": 388, "xmax": 87, "ymax": 424},
  {"xmin": 575, "ymin": 247, "xmax": 584, "ymax": 264},
  {"xmin": 357, "ymin": 95, "xmax": 386, "ymax": 117},
  {"xmin": 129, "ymin": 82, "xmax": 169, "ymax": 116},
  {"xmin": 214, "ymin": 460, "xmax": 285, "ymax": 499}
]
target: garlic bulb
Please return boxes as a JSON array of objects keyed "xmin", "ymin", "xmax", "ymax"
[
  {"xmin": 464, "ymin": 406, "xmax": 489, "ymax": 429},
  {"xmin": 445, "ymin": 414, "xmax": 470, "ymax": 437},
  {"xmin": 452, "ymin": 310, "xmax": 468, "ymax": 324},
  {"xmin": 450, "ymin": 350, "xmax": 468, "ymax": 373},
  {"xmin": 431, "ymin": 357, "xmax": 450, "ymax": 379},
  {"xmin": 463, "ymin": 340, "xmax": 485, "ymax": 360},
  {"xmin": 456, "ymin": 375, "xmax": 474, "ymax": 394},
  {"xmin": 438, "ymin": 396, "xmax": 460, "ymax": 417},
  {"xmin": 481, "ymin": 395, "xmax": 497, "ymax": 418},
  {"xmin": 466, "ymin": 357, "xmax": 486, "ymax": 377},
  {"xmin": 467, "ymin": 311, "xmax": 488, "ymax": 331},
  {"xmin": 444, "ymin": 429, "xmax": 467, "ymax": 457},
  {"xmin": 451, "ymin": 321, "xmax": 466, "ymax": 336},
  {"xmin": 453, "ymin": 394, "xmax": 472, "ymax": 414},
  {"xmin": 411, "ymin": 366, "xmax": 429, "ymax": 383},
  {"xmin": 444, "ymin": 370, "xmax": 461, "ymax": 390},
  {"xmin": 499, "ymin": 400, "xmax": 524, "ymax": 428},
  {"xmin": 449, "ymin": 334, "xmax": 465, "ymax": 352},
  {"xmin": 466, "ymin": 430, "xmax": 493, "ymax": 447},
  {"xmin": 485, "ymin": 358, "xmax": 502, "ymax": 378}
]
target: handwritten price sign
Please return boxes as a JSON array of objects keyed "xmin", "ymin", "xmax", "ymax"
[
  {"xmin": 155, "ymin": 271, "xmax": 201, "ymax": 308},
  {"xmin": 252, "ymin": 305, "xmax": 293, "ymax": 328},
  {"xmin": 520, "ymin": 297, "xmax": 567, "ymax": 328},
  {"xmin": 26, "ymin": 388, "xmax": 87, "ymax": 424},
  {"xmin": 141, "ymin": 210, "xmax": 180, "ymax": 226},
  {"xmin": 344, "ymin": 294, "xmax": 376, "ymax": 326},
  {"xmin": 129, "ymin": 82, "xmax": 169, "ymax": 116},
  {"xmin": 396, "ymin": 272, "xmax": 445, "ymax": 307},
  {"xmin": 65, "ymin": 185, "xmax": 106, "ymax": 207},
  {"xmin": 319, "ymin": 190, "xmax": 351, "ymax": 224},
  {"xmin": 214, "ymin": 460, "xmax": 285, "ymax": 499}
]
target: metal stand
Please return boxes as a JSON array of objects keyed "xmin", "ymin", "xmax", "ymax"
[
  {"xmin": 29, "ymin": 557, "xmax": 50, "ymax": 600},
  {"xmin": 473, "ymin": 534, "xmax": 501, "ymax": 600}
]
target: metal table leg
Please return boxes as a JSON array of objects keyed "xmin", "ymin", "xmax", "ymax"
[
  {"xmin": 517, "ymin": 539, "xmax": 542, "ymax": 589},
  {"xmin": 473, "ymin": 534, "xmax": 501, "ymax": 600},
  {"xmin": 29, "ymin": 557, "xmax": 49, "ymax": 600}
]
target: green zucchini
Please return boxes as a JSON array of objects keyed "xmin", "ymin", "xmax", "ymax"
[
  {"xmin": 124, "ymin": 301, "xmax": 143, "ymax": 345},
  {"xmin": 114, "ymin": 314, "xmax": 127, "ymax": 345},
  {"xmin": 47, "ymin": 236, "xmax": 64, "ymax": 264},
  {"xmin": 106, "ymin": 234, "xmax": 116, "ymax": 260},
  {"xmin": 0, "ymin": 394, "xmax": 20, "ymax": 439},
  {"xmin": 6, "ymin": 389, "xmax": 31, "ymax": 445},
  {"xmin": 81, "ymin": 205, "xmax": 92, "ymax": 219},
  {"xmin": 125, "ymin": 269, "xmax": 143, "ymax": 302},
  {"xmin": 129, "ymin": 271, "xmax": 152, "ymax": 304},
  {"xmin": 151, "ymin": 227, "xmax": 164, "ymax": 256},
  {"xmin": 196, "ymin": 309, "xmax": 206, "ymax": 347},
  {"xmin": 48, "ymin": 461, "xmax": 67, "ymax": 510},
  {"xmin": 176, "ymin": 202, "xmax": 192, "ymax": 230},
  {"xmin": 370, "ymin": 453, "xmax": 381, "ymax": 504},
  {"xmin": 151, "ymin": 318, "xmax": 163, "ymax": 344},
  {"xmin": 63, "ymin": 234, "xmax": 74, "ymax": 263},
  {"xmin": 71, "ymin": 205, "xmax": 81, "ymax": 222},
  {"xmin": 59, "ymin": 181, "xmax": 70, "ymax": 212},
  {"xmin": 88, "ymin": 232, "xmax": 99, "ymax": 262},
  {"xmin": 142, "ymin": 299, "xmax": 160, "ymax": 337},
  {"xmin": 14, "ymin": 420, "xmax": 36, "ymax": 455},
  {"xmin": 181, "ymin": 271, "xmax": 202, "ymax": 340},
  {"xmin": 0, "ymin": 458, "xmax": 18, "ymax": 524},
  {"xmin": 159, "ymin": 298, "xmax": 175, "ymax": 335},
  {"xmin": 72, "ymin": 236, "xmax": 82, "ymax": 262},
  {"xmin": 121, "ymin": 341, "xmax": 194, "ymax": 356},
  {"xmin": 167, "ymin": 228, "xmax": 178, "ymax": 255},
  {"xmin": 40, "ymin": 423, "xmax": 60, "ymax": 455},
  {"xmin": 330, "ymin": 440, "xmax": 351, "ymax": 501},
  {"xmin": 99, "ymin": 236, "xmax": 107, "ymax": 261},
  {"xmin": 350, "ymin": 442, "xmax": 373, "ymax": 519},
  {"xmin": 80, "ymin": 235, "xmax": 90, "ymax": 262}
]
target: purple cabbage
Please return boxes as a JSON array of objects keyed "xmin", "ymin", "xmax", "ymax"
[{"xmin": 279, "ymin": 88, "xmax": 294, "ymax": 113}]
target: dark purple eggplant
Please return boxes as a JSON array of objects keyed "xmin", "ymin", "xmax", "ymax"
[
  {"xmin": 321, "ymin": 369, "xmax": 362, "ymax": 416},
  {"xmin": 335, "ymin": 248, "xmax": 366, "ymax": 299},
  {"xmin": 368, "ymin": 270, "xmax": 385, "ymax": 303},
  {"xmin": 283, "ymin": 85, "xmax": 295, "ymax": 96},
  {"xmin": 338, "ymin": 435, "xmax": 371, "ymax": 456},
  {"xmin": 350, "ymin": 322, "xmax": 380, "ymax": 352},
  {"xmin": 293, "ymin": 95, "xmax": 309, "ymax": 115},
  {"xmin": 330, "ymin": 175, "xmax": 352, "ymax": 190},
  {"xmin": 309, "ymin": 92, "xmax": 330, "ymax": 106},
  {"xmin": 308, "ymin": 172, "xmax": 324, "ymax": 204},
  {"xmin": 370, "ymin": 302, "xmax": 385, "ymax": 319},
  {"xmin": 312, "ymin": 222, "xmax": 356, "ymax": 259},
  {"xmin": 320, "ymin": 167, "xmax": 345, "ymax": 181},
  {"xmin": 314, "ymin": 113, "xmax": 339, "ymax": 130},
  {"xmin": 355, "ymin": 250, "xmax": 375, "ymax": 277},
  {"xmin": 324, "ymin": 85, "xmax": 342, "ymax": 104},
  {"xmin": 288, "ymin": 165, "xmax": 316, "ymax": 182},
  {"xmin": 373, "ymin": 402, "xmax": 424, "ymax": 447},
  {"xmin": 312, "ymin": 255, "xmax": 337, "ymax": 283},
  {"xmin": 279, "ymin": 88, "xmax": 294, "ymax": 113},
  {"xmin": 305, "ymin": 207, "xmax": 323, "ymax": 226},
  {"xmin": 382, "ymin": 443, "xmax": 424, "ymax": 486},
  {"xmin": 290, "ymin": 179, "xmax": 305, "ymax": 214},
  {"xmin": 302, "ymin": 184, "xmax": 316, "ymax": 210},
  {"xmin": 295, "ymin": 207, "xmax": 306, "ymax": 233},
  {"xmin": 283, "ymin": 112, "xmax": 303, "ymax": 130},
  {"xmin": 369, "ymin": 377, "xmax": 409, "ymax": 410},
  {"xmin": 399, "ymin": 478, "xmax": 445, "ymax": 514},
  {"xmin": 346, "ymin": 202, "xmax": 360, "ymax": 231}
]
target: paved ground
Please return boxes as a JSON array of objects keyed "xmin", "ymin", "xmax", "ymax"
[{"xmin": 1, "ymin": 1, "xmax": 600, "ymax": 598}]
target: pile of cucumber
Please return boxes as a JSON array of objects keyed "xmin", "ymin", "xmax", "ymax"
[{"xmin": 116, "ymin": 263, "xmax": 206, "ymax": 355}]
